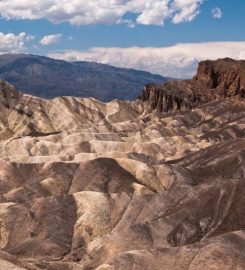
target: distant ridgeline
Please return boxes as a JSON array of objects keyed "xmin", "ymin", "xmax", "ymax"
[{"xmin": 0, "ymin": 53, "xmax": 167, "ymax": 102}]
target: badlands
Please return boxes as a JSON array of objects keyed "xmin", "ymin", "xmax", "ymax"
[{"xmin": 0, "ymin": 58, "xmax": 244, "ymax": 269}]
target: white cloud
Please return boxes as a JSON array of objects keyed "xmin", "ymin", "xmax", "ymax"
[
  {"xmin": 0, "ymin": 32, "xmax": 33, "ymax": 53},
  {"xmin": 212, "ymin": 7, "xmax": 222, "ymax": 19},
  {"xmin": 49, "ymin": 42, "xmax": 245, "ymax": 78},
  {"xmin": 171, "ymin": 0, "xmax": 202, "ymax": 24},
  {"xmin": 40, "ymin": 34, "xmax": 62, "ymax": 45},
  {"xmin": 0, "ymin": 0, "xmax": 204, "ymax": 26}
]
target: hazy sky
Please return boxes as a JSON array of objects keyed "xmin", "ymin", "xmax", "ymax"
[{"xmin": 0, "ymin": 0, "xmax": 244, "ymax": 77}]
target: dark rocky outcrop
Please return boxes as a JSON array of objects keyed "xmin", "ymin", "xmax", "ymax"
[
  {"xmin": 139, "ymin": 58, "xmax": 245, "ymax": 113},
  {"xmin": 194, "ymin": 58, "xmax": 245, "ymax": 97},
  {"xmin": 140, "ymin": 83, "xmax": 199, "ymax": 113},
  {"xmin": 0, "ymin": 81, "xmax": 21, "ymax": 109}
]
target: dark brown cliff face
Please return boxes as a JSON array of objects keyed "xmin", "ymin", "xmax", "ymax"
[
  {"xmin": 194, "ymin": 58, "xmax": 245, "ymax": 97},
  {"xmin": 139, "ymin": 58, "xmax": 245, "ymax": 113},
  {"xmin": 140, "ymin": 82, "xmax": 198, "ymax": 113}
]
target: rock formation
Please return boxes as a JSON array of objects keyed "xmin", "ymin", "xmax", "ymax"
[
  {"xmin": 0, "ymin": 58, "xmax": 244, "ymax": 269},
  {"xmin": 139, "ymin": 58, "xmax": 245, "ymax": 113}
]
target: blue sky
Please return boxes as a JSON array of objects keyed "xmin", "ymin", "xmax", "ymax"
[{"xmin": 0, "ymin": 0, "xmax": 244, "ymax": 77}]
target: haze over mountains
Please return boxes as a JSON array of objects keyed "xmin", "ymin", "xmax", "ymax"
[
  {"xmin": 0, "ymin": 58, "xmax": 244, "ymax": 269},
  {"xmin": 0, "ymin": 54, "xmax": 167, "ymax": 102}
]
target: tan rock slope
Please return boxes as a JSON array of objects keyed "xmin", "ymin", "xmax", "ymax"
[{"xmin": 0, "ymin": 58, "xmax": 244, "ymax": 269}]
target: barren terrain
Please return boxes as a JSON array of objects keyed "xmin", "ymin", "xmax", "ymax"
[{"xmin": 0, "ymin": 58, "xmax": 244, "ymax": 269}]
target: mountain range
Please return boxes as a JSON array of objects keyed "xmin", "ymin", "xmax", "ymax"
[
  {"xmin": 0, "ymin": 58, "xmax": 244, "ymax": 269},
  {"xmin": 0, "ymin": 53, "xmax": 167, "ymax": 102}
]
